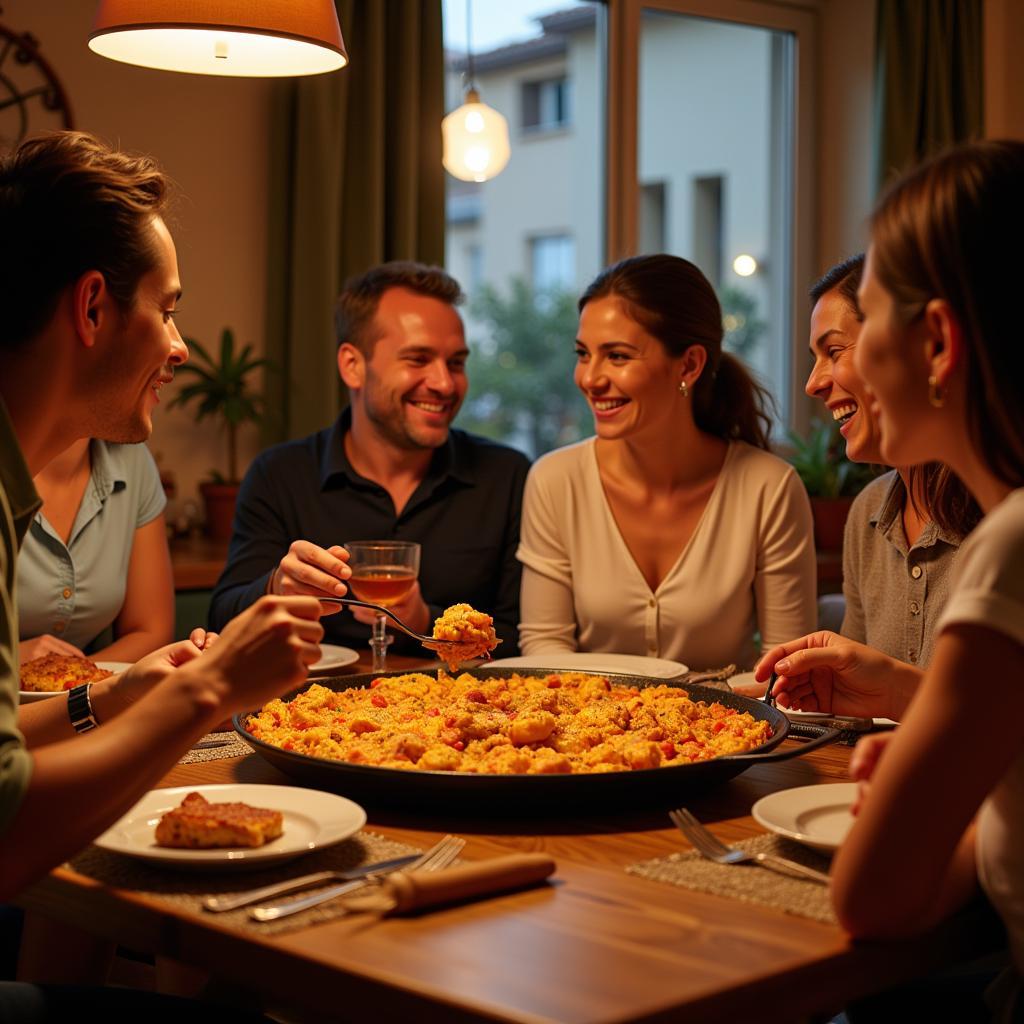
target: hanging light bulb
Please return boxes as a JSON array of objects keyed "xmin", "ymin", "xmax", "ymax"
[
  {"xmin": 442, "ymin": 0, "xmax": 510, "ymax": 183},
  {"xmin": 89, "ymin": 0, "xmax": 347, "ymax": 78},
  {"xmin": 443, "ymin": 87, "xmax": 510, "ymax": 183}
]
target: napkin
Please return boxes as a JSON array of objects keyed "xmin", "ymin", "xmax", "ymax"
[{"xmin": 338, "ymin": 853, "xmax": 555, "ymax": 915}]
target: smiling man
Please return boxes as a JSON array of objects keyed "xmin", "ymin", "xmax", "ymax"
[{"xmin": 210, "ymin": 262, "xmax": 530, "ymax": 653}]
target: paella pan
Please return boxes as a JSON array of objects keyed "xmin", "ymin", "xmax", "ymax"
[{"xmin": 234, "ymin": 666, "xmax": 841, "ymax": 811}]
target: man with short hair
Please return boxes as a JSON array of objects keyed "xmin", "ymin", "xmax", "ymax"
[
  {"xmin": 210, "ymin": 261, "xmax": 529, "ymax": 654},
  {"xmin": 0, "ymin": 131, "xmax": 323, "ymax": 907}
]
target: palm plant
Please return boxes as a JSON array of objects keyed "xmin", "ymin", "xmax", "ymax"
[
  {"xmin": 169, "ymin": 328, "xmax": 270, "ymax": 484},
  {"xmin": 786, "ymin": 418, "xmax": 876, "ymax": 498}
]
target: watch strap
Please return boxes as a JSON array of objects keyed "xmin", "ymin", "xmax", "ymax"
[{"xmin": 68, "ymin": 683, "xmax": 98, "ymax": 733}]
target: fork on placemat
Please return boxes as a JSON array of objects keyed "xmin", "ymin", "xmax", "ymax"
[
  {"xmin": 250, "ymin": 834, "xmax": 466, "ymax": 921},
  {"xmin": 668, "ymin": 808, "xmax": 829, "ymax": 884}
]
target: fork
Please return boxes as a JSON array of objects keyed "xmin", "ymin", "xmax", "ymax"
[
  {"xmin": 669, "ymin": 808, "xmax": 830, "ymax": 884},
  {"xmin": 317, "ymin": 596, "xmax": 459, "ymax": 653},
  {"xmin": 249, "ymin": 834, "xmax": 465, "ymax": 921}
]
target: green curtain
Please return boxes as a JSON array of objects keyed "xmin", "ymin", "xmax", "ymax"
[
  {"xmin": 264, "ymin": 0, "xmax": 446, "ymax": 442},
  {"xmin": 873, "ymin": 0, "xmax": 984, "ymax": 194}
]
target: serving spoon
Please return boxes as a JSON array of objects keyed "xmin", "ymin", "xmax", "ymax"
[{"xmin": 316, "ymin": 595, "xmax": 460, "ymax": 654}]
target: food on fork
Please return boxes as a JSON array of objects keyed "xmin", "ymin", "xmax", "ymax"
[
  {"xmin": 154, "ymin": 792, "xmax": 284, "ymax": 849},
  {"xmin": 19, "ymin": 653, "xmax": 113, "ymax": 692},
  {"xmin": 245, "ymin": 671, "xmax": 772, "ymax": 775},
  {"xmin": 425, "ymin": 603, "xmax": 499, "ymax": 670}
]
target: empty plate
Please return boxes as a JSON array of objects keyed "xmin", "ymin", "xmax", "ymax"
[{"xmin": 752, "ymin": 782, "xmax": 858, "ymax": 851}]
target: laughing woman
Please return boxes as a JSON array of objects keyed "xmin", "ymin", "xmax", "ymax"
[
  {"xmin": 805, "ymin": 255, "xmax": 980, "ymax": 667},
  {"xmin": 758, "ymin": 142, "xmax": 1024, "ymax": 989},
  {"xmin": 516, "ymin": 254, "xmax": 816, "ymax": 670}
]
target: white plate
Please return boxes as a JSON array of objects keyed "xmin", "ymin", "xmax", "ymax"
[
  {"xmin": 19, "ymin": 660, "xmax": 133, "ymax": 703},
  {"xmin": 308, "ymin": 644, "xmax": 360, "ymax": 674},
  {"xmin": 94, "ymin": 783, "xmax": 366, "ymax": 870},
  {"xmin": 96, "ymin": 661, "xmax": 132, "ymax": 674},
  {"xmin": 752, "ymin": 782, "xmax": 858, "ymax": 851},
  {"xmin": 489, "ymin": 652, "xmax": 688, "ymax": 679}
]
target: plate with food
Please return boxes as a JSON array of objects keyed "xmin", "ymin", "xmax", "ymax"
[
  {"xmin": 752, "ymin": 782, "xmax": 858, "ymax": 851},
  {"xmin": 489, "ymin": 653, "xmax": 688, "ymax": 680},
  {"xmin": 19, "ymin": 653, "xmax": 115, "ymax": 703},
  {"xmin": 307, "ymin": 644, "xmax": 360, "ymax": 675},
  {"xmin": 94, "ymin": 783, "xmax": 366, "ymax": 869},
  {"xmin": 235, "ymin": 666, "xmax": 844, "ymax": 811},
  {"xmin": 96, "ymin": 661, "xmax": 133, "ymax": 674}
]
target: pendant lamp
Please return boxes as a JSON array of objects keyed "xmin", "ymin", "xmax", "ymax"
[
  {"xmin": 89, "ymin": 1, "xmax": 348, "ymax": 78},
  {"xmin": 442, "ymin": 0, "xmax": 510, "ymax": 183}
]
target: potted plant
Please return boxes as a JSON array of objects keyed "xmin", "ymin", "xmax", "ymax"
[
  {"xmin": 169, "ymin": 327, "xmax": 271, "ymax": 540},
  {"xmin": 786, "ymin": 419, "xmax": 877, "ymax": 550}
]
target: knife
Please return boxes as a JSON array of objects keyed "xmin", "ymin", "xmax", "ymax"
[{"xmin": 202, "ymin": 853, "xmax": 420, "ymax": 912}]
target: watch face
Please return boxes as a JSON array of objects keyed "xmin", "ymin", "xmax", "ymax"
[{"xmin": 0, "ymin": 22, "xmax": 74, "ymax": 148}]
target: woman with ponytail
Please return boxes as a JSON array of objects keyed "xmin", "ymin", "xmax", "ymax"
[{"xmin": 516, "ymin": 254, "xmax": 816, "ymax": 669}]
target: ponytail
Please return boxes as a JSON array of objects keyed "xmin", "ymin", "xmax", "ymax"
[{"xmin": 694, "ymin": 351, "xmax": 774, "ymax": 450}]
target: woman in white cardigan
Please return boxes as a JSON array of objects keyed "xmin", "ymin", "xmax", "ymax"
[{"xmin": 517, "ymin": 254, "xmax": 816, "ymax": 670}]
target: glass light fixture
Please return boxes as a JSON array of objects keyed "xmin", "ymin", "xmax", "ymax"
[
  {"xmin": 442, "ymin": 0, "xmax": 510, "ymax": 183},
  {"xmin": 89, "ymin": 0, "xmax": 348, "ymax": 78},
  {"xmin": 732, "ymin": 254, "xmax": 759, "ymax": 277}
]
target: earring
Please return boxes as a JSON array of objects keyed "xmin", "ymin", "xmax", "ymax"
[
  {"xmin": 678, "ymin": 379, "xmax": 689, "ymax": 397},
  {"xmin": 927, "ymin": 375, "xmax": 945, "ymax": 409}
]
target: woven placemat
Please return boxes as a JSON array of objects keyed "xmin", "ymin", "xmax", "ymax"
[
  {"xmin": 178, "ymin": 731, "xmax": 253, "ymax": 764},
  {"xmin": 680, "ymin": 665, "xmax": 737, "ymax": 690},
  {"xmin": 68, "ymin": 830, "xmax": 421, "ymax": 936},
  {"xmin": 627, "ymin": 833, "xmax": 836, "ymax": 923}
]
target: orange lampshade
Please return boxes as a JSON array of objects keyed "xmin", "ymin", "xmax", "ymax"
[{"xmin": 89, "ymin": 0, "xmax": 348, "ymax": 78}]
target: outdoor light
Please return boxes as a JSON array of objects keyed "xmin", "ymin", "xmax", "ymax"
[
  {"xmin": 732, "ymin": 254, "xmax": 759, "ymax": 277},
  {"xmin": 442, "ymin": 0, "xmax": 510, "ymax": 183},
  {"xmin": 89, "ymin": 0, "xmax": 348, "ymax": 78}
]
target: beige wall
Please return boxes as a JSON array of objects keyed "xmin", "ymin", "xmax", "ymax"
[{"xmin": 2, "ymin": 1, "xmax": 274, "ymax": 514}]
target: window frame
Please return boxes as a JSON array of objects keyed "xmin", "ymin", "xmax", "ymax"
[{"xmin": 605, "ymin": 0, "xmax": 818, "ymax": 433}]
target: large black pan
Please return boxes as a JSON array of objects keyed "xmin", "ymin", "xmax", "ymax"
[{"xmin": 234, "ymin": 667, "xmax": 841, "ymax": 811}]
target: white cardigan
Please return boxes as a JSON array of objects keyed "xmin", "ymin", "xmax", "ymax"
[{"xmin": 516, "ymin": 438, "xmax": 817, "ymax": 670}]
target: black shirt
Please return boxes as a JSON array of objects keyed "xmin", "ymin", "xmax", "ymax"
[{"xmin": 209, "ymin": 410, "xmax": 530, "ymax": 655}]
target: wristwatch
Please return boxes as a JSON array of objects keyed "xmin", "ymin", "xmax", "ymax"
[{"xmin": 67, "ymin": 683, "xmax": 98, "ymax": 733}]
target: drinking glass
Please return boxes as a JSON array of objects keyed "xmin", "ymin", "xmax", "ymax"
[{"xmin": 344, "ymin": 540, "xmax": 421, "ymax": 672}]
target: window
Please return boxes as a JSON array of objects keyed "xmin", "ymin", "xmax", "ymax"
[
  {"xmin": 607, "ymin": 0, "xmax": 816, "ymax": 432},
  {"xmin": 442, "ymin": 1, "xmax": 602, "ymax": 458},
  {"xmin": 522, "ymin": 77, "xmax": 571, "ymax": 132},
  {"xmin": 530, "ymin": 234, "xmax": 576, "ymax": 292}
]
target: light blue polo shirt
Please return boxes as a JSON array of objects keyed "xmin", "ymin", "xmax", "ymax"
[{"xmin": 17, "ymin": 440, "xmax": 166, "ymax": 652}]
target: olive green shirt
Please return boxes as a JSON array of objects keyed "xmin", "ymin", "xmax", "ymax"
[
  {"xmin": 0, "ymin": 396, "xmax": 41, "ymax": 836},
  {"xmin": 841, "ymin": 470, "xmax": 961, "ymax": 667}
]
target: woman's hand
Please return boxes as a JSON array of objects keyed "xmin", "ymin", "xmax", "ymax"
[
  {"xmin": 91, "ymin": 637, "xmax": 211, "ymax": 722},
  {"xmin": 848, "ymin": 732, "xmax": 894, "ymax": 815},
  {"xmin": 755, "ymin": 631, "xmax": 920, "ymax": 721},
  {"xmin": 19, "ymin": 635, "xmax": 84, "ymax": 662},
  {"xmin": 189, "ymin": 627, "xmax": 218, "ymax": 652}
]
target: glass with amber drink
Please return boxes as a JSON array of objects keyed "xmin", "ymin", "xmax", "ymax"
[{"xmin": 344, "ymin": 540, "xmax": 421, "ymax": 672}]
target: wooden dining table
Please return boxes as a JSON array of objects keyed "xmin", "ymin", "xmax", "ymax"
[{"xmin": 16, "ymin": 654, "xmax": 1003, "ymax": 1024}]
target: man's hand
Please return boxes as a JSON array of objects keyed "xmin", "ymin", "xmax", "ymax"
[
  {"xmin": 755, "ymin": 631, "xmax": 916, "ymax": 721},
  {"xmin": 19, "ymin": 635, "xmax": 84, "ymax": 662},
  {"xmin": 196, "ymin": 595, "xmax": 324, "ymax": 715},
  {"xmin": 347, "ymin": 580, "xmax": 431, "ymax": 636},
  {"xmin": 269, "ymin": 541, "xmax": 350, "ymax": 614}
]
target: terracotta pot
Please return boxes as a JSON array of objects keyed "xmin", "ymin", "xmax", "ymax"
[
  {"xmin": 199, "ymin": 481, "xmax": 239, "ymax": 541},
  {"xmin": 810, "ymin": 496, "xmax": 855, "ymax": 552}
]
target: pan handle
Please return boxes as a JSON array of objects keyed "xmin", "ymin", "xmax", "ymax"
[{"xmin": 724, "ymin": 720, "xmax": 844, "ymax": 763}]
